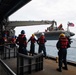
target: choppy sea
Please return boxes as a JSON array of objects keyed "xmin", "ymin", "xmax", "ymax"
[{"xmin": 27, "ymin": 38, "xmax": 76, "ymax": 62}]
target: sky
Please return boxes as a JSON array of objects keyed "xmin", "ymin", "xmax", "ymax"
[{"xmin": 9, "ymin": 0, "xmax": 76, "ymax": 38}]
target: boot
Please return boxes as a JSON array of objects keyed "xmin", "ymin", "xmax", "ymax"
[
  {"xmin": 56, "ymin": 68, "xmax": 62, "ymax": 72},
  {"xmin": 62, "ymin": 67, "xmax": 68, "ymax": 70}
]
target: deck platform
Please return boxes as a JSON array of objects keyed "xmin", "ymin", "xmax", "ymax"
[{"xmin": 2, "ymin": 58, "xmax": 76, "ymax": 75}]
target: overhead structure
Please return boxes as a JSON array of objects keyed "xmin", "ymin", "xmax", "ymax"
[
  {"xmin": 0, "ymin": 0, "xmax": 31, "ymax": 23},
  {"xmin": 6, "ymin": 20, "xmax": 53, "ymax": 30},
  {"xmin": 0, "ymin": 0, "xmax": 31, "ymax": 36}
]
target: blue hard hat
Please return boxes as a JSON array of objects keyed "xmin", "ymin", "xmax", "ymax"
[
  {"xmin": 3, "ymin": 34, "xmax": 7, "ymax": 37},
  {"xmin": 12, "ymin": 36, "xmax": 15, "ymax": 38},
  {"xmin": 21, "ymin": 30, "xmax": 25, "ymax": 34}
]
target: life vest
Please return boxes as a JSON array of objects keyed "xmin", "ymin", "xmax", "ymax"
[
  {"xmin": 11, "ymin": 38, "xmax": 16, "ymax": 44},
  {"xmin": 17, "ymin": 34, "xmax": 27, "ymax": 45},
  {"xmin": 59, "ymin": 37, "xmax": 68, "ymax": 49},
  {"xmin": 58, "ymin": 24, "xmax": 62, "ymax": 29},
  {"xmin": 3, "ymin": 37, "xmax": 7, "ymax": 42},
  {"xmin": 39, "ymin": 36, "xmax": 45, "ymax": 44},
  {"xmin": 30, "ymin": 37, "xmax": 36, "ymax": 43}
]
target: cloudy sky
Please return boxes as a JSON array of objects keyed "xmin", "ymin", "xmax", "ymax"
[{"xmin": 9, "ymin": 0, "xmax": 76, "ymax": 38}]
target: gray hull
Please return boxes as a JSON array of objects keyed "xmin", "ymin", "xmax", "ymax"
[{"xmin": 35, "ymin": 30, "xmax": 75, "ymax": 40}]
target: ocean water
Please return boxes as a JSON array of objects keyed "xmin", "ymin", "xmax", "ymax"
[{"xmin": 27, "ymin": 38, "xmax": 76, "ymax": 62}]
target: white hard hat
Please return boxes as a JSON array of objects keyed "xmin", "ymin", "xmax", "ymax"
[{"xmin": 41, "ymin": 33, "xmax": 44, "ymax": 35}]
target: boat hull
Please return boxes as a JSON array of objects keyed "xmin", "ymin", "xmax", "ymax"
[{"xmin": 35, "ymin": 30, "xmax": 75, "ymax": 40}]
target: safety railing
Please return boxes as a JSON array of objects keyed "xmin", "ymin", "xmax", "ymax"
[
  {"xmin": 17, "ymin": 53, "xmax": 43, "ymax": 75},
  {"xmin": 0, "ymin": 59, "xmax": 16, "ymax": 75},
  {"xmin": 4, "ymin": 46, "xmax": 17, "ymax": 59},
  {"xmin": 0, "ymin": 44, "xmax": 17, "ymax": 59}
]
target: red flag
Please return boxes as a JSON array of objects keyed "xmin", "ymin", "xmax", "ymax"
[{"xmin": 68, "ymin": 22, "xmax": 74, "ymax": 27}]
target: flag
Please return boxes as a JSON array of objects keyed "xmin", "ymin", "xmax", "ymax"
[{"xmin": 68, "ymin": 22, "xmax": 74, "ymax": 27}]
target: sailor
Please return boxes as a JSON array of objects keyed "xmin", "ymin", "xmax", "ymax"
[
  {"xmin": 0, "ymin": 34, "xmax": 7, "ymax": 58},
  {"xmin": 28, "ymin": 34, "xmax": 37, "ymax": 56},
  {"xmin": 37, "ymin": 33, "xmax": 47, "ymax": 58},
  {"xmin": 2, "ymin": 34, "xmax": 8, "ymax": 43},
  {"xmin": 57, "ymin": 24, "xmax": 64, "ymax": 30},
  {"xmin": 10, "ymin": 36, "xmax": 16, "ymax": 48},
  {"xmin": 56, "ymin": 33, "xmax": 69, "ymax": 72},
  {"xmin": 16, "ymin": 30, "xmax": 28, "ymax": 55}
]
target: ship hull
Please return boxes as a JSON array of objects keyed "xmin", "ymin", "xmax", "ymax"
[{"xmin": 35, "ymin": 30, "xmax": 75, "ymax": 40}]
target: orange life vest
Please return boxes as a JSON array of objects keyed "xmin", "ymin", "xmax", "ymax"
[
  {"xmin": 30, "ymin": 37, "xmax": 36, "ymax": 43},
  {"xmin": 39, "ymin": 36, "xmax": 45, "ymax": 44},
  {"xmin": 11, "ymin": 38, "xmax": 16, "ymax": 44},
  {"xmin": 3, "ymin": 37, "xmax": 7, "ymax": 42},
  {"xmin": 59, "ymin": 37, "xmax": 68, "ymax": 49},
  {"xmin": 18, "ymin": 34, "xmax": 27, "ymax": 45}
]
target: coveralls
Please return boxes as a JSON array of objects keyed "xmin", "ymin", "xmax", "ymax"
[
  {"xmin": 37, "ymin": 35, "xmax": 46, "ymax": 57},
  {"xmin": 56, "ymin": 37, "xmax": 68, "ymax": 72},
  {"xmin": 28, "ymin": 36, "xmax": 37, "ymax": 56},
  {"xmin": 16, "ymin": 34, "xmax": 27, "ymax": 55}
]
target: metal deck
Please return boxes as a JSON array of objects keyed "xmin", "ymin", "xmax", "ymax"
[{"xmin": 2, "ymin": 58, "xmax": 76, "ymax": 75}]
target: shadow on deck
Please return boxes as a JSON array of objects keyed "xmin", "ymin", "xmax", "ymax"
[
  {"xmin": 2, "ymin": 57, "xmax": 76, "ymax": 75},
  {"xmin": 0, "ymin": 45, "xmax": 76, "ymax": 75}
]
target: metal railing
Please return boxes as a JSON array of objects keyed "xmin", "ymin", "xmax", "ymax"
[
  {"xmin": 0, "ymin": 45, "xmax": 17, "ymax": 59},
  {"xmin": 17, "ymin": 53, "xmax": 43, "ymax": 75},
  {"xmin": 0, "ymin": 59, "xmax": 16, "ymax": 75}
]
